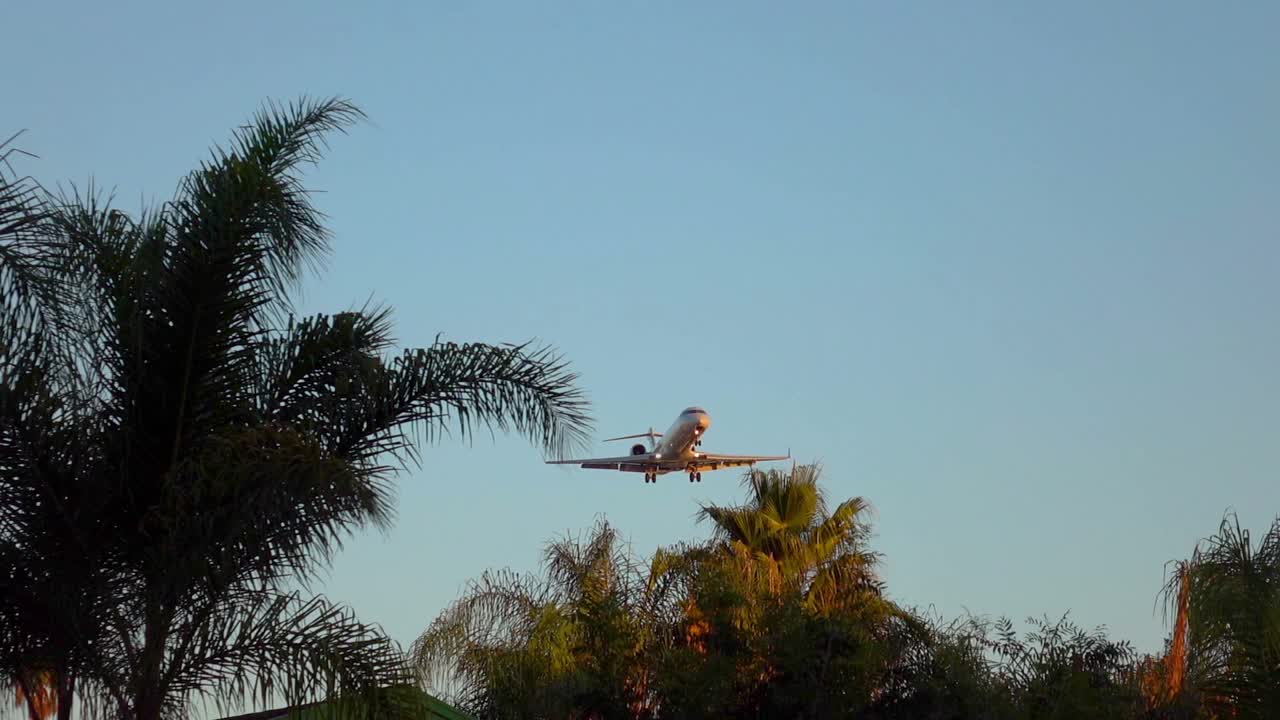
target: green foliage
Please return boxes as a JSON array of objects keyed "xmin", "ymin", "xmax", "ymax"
[
  {"xmin": 1168, "ymin": 512, "xmax": 1280, "ymax": 719},
  {"xmin": 418, "ymin": 470, "xmax": 1277, "ymax": 720},
  {"xmin": 6, "ymin": 95, "xmax": 1275, "ymax": 720},
  {"xmin": 420, "ymin": 468, "xmax": 912, "ymax": 719},
  {"xmin": 873, "ymin": 613, "xmax": 1011, "ymax": 720},
  {"xmin": 697, "ymin": 464, "xmax": 881, "ymax": 612},
  {"xmin": 0, "ymin": 99, "xmax": 591, "ymax": 720},
  {"xmin": 414, "ymin": 518, "xmax": 681, "ymax": 719},
  {"xmin": 987, "ymin": 616, "xmax": 1144, "ymax": 720},
  {"xmin": 868, "ymin": 613, "xmax": 1146, "ymax": 720}
]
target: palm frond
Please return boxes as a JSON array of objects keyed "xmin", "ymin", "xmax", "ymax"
[
  {"xmin": 1170, "ymin": 511, "xmax": 1280, "ymax": 717},
  {"xmin": 0, "ymin": 133, "xmax": 67, "ymax": 336},
  {"xmin": 544, "ymin": 518, "xmax": 626, "ymax": 605},
  {"xmin": 207, "ymin": 96, "xmax": 364, "ymax": 306},
  {"xmin": 2, "ymin": 98, "xmax": 595, "ymax": 720},
  {"xmin": 154, "ymin": 425, "xmax": 397, "ymax": 597},
  {"xmin": 316, "ymin": 339, "xmax": 592, "ymax": 469},
  {"xmin": 411, "ymin": 568, "xmax": 552, "ymax": 695},
  {"xmin": 160, "ymin": 591, "xmax": 409, "ymax": 719},
  {"xmin": 255, "ymin": 308, "xmax": 397, "ymax": 424}
]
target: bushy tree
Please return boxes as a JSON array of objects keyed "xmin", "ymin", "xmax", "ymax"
[
  {"xmin": 414, "ymin": 519, "xmax": 686, "ymax": 719},
  {"xmin": 415, "ymin": 468, "xmax": 1275, "ymax": 720},
  {"xmin": 871, "ymin": 614, "xmax": 1144, "ymax": 720}
]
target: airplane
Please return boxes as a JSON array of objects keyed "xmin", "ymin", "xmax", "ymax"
[{"xmin": 546, "ymin": 406, "xmax": 789, "ymax": 484}]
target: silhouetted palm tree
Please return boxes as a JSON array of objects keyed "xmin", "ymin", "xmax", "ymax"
[{"xmin": 0, "ymin": 98, "xmax": 591, "ymax": 720}]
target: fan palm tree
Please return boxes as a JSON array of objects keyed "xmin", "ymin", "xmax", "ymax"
[
  {"xmin": 684, "ymin": 466, "xmax": 901, "ymax": 717},
  {"xmin": 696, "ymin": 464, "xmax": 882, "ymax": 612},
  {"xmin": 0, "ymin": 98, "xmax": 592, "ymax": 720}
]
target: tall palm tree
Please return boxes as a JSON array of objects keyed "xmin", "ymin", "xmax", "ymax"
[
  {"xmin": 0, "ymin": 98, "xmax": 592, "ymax": 720},
  {"xmin": 1161, "ymin": 512, "xmax": 1280, "ymax": 719},
  {"xmin": 696, "ymin": 464, "xmax": 881, "ymax": 612},
  {"xmin": 0, "ymin": 130, "xmax": 81, "ymax": 720},
  {"xmin": 686, "ymin": 465, "xmax": 898, "ymax": 717}
]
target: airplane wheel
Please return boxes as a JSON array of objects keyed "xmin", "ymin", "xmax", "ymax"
[{"xmin": 696, "ymin": 472, "xmax": 702, "ymax": 482}]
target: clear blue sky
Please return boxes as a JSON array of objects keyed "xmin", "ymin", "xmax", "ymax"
[{"xmin": 9, "ymin": 1, "xmax": 1278, "ymax": 656}]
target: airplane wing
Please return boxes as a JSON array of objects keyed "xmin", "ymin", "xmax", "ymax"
[
  {"xmin": 545, "ymin": 452, "xmax": 789, "ymax": 472},
  {"xmin": 545, "ymin": 454, "xmax": 656, "ymax": 469},
  {"xmin": 690, "ymin": 453, "xmax": 790, "ymax": 470}
]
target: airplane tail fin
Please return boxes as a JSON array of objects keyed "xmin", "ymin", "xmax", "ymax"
[{"xmin": 605, "ymin": 428, "xmax": 663, "ymax": 450}]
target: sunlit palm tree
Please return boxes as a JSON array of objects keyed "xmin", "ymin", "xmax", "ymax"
[
  {"xmin": 12, "ymin": 669, "xmax": 57, "ymax": 720},
  {"xmin": 0, "ymin": 98, "xmax": 591, "ymax": 720},
  {"xmin": 696, "ymin": 464, "xmax": 881, "ymax": 612},
  {"xmin": 413, "ymin": 519, "xmax": 687, "ymax": 719},
  {"xmin": 1162, "ymin": 512, "xmax": 1280, "ymax": 719}
]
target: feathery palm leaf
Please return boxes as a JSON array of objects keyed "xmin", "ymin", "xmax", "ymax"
[
  {"xmin": 413, "ymin": 519, "xmax": 682, "ymax": 717},
  {"xmin": 1165, "ymin": 512, "xmax": 1280, "ymax": 718},
  {"xmin": 156, "ymin": 592, "xmax": 410, "ymax": 719}
]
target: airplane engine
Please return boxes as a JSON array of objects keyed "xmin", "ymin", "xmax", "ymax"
[{"xmin": 630, "ymin": 444, "xmax": 647, "ymax": 456}]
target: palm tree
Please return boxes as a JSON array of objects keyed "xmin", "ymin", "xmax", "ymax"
[
  {"xmin": 696, "ymin": 464, "xmax": 882, "ymax": 612},
  {"xmin": 0, "ymin": 98, "xmax": 592, "ymax": 720},
  {"xmin": 686, "ymin": 465, "xmax": 900, "ymax": 717},
  {"xmin": 1160, "ymin": 512, "xmax": 1280, "ymax": 718},
  {"xmin": 413, "ymin": 519, "xmax": 687, "ymax": 719},
  {"xmin": 0, "ymin": 130, "xmax": 81, "ymax": 720},
  {"xmin": 12, "ymin": 669, "xmax": 58, "ymax": 720}
]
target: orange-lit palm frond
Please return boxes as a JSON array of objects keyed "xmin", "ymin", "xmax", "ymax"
[
  {"xmin": 1158, "ymin": 512, "xmax": 1280, "ymax": 718},
  {"xmin": 13, "ymin": 670, "xmax": 57, "ymax": 720}
]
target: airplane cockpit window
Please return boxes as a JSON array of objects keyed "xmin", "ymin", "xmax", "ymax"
[{"xmin": 683, "ymin": 406, "xmax": 707, "ymax": 414}]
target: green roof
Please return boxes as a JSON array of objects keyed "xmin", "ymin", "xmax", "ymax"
[
  {"xmin": 418, "ymin": 694, "xmax": 473, "ymax": 720},
  {"xmin": 218, "ymin": 689, "xmax": 474, "ymax": 720}
]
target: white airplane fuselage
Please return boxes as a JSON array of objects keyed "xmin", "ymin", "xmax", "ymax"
[{"xmin": 647, "ymin": 407, "xmax": 712, "ymax": 463}]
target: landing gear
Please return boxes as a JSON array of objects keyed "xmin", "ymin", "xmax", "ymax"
[
  {"xmin": 688, "ymin": 471, "xmax": 702, "ymax": 483},
  {"xmin": 644, "ymin": 472, "xmax": 656, "ymax": 484}
]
